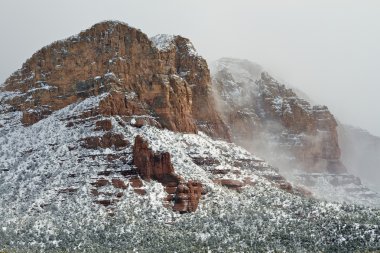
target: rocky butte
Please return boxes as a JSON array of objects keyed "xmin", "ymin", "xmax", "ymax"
[
  {"xmin": 0, "ymin": 21, "xmax": 229, "ymax": 140},
  {"xmin": 0, "ymin": 21, "xmax": 274, "ymax": 214},
  {"xmin": 1, "ymin": 21, "xmax": 380, "ymax": 252},
  {"xmin": 211, "ymin": 58, "xmax": 345, "ymax": 174},
  {"xmin": 211, "ymin": 58, "xmax": 380, "ymax": 205},
  {"xmin": 0, "ymin": 21, "xmax": 309, "ymax": 216}
]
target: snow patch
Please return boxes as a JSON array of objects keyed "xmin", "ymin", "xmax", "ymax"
[{"xmin": 150, "ymin": 34, "xmax": 175, "ymax": 51}]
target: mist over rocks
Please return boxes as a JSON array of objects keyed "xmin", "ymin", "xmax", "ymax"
[
  {"xmin": 211, "ymin": 57, "xmax": 344, "ymax": 174},
  {"xmin": 211, "ymin": 57, "xmax": 380, "ymax": 206},
  {"xmin": 338, "ymin": 124, "xmax": 380, "ymax": 192},
  {"xmin": 0, "ymin": 21, "xmax": 380, "ymax": 252}
]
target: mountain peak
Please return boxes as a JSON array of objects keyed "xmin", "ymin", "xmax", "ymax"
[
  {"xmin": 0, "ymin": 21, "xmax": 229, "ymax": 139},
  {"xmin": 1, "ymin": 22, "xmax": 380, "ymax": 253},
  {"xmin": 211, "ymin": 57, "xmax": 263, "ymax": 84},
  {"xmin": 212, "ymin": 58, "xmax": 345, "ymax": 173}
]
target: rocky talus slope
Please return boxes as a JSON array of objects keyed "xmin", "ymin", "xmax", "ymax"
[
  {"xmin": 211, "ymin": 58, "xmax": 380, "ymax": 206},
  {"xmin": 0, "ymin": 22, "xmax": 379, "ymax": 252}
]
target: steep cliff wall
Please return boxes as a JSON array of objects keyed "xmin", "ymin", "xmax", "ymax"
[
  {"xmin": 211, "ymin": 58, "xmax": 345, "ymax": 173},
  {"xmin": 0, "ymin": 21, "xmax": 229, "ymax": 139}
]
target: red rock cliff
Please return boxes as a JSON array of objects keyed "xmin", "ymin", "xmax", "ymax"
[
  {"xmin": 0, "ymin": 21, "xmax": 229, "ymax": 140},
  {"xmin": 133, "ymin": 135, "xmax": 203, "ymax": 213},
  {"xmin": 212, "ymin": 58, "xmax": 345, "ymax": 173}
]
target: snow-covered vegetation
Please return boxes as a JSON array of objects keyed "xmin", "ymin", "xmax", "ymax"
[{"xmin": 0, "ymin": 95, "xmax": 380, "ymax": 252}]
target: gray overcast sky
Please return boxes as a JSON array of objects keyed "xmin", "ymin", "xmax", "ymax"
[{"xmin": 1, "ymin": 0, "xmax": 379, "ymax": 136}]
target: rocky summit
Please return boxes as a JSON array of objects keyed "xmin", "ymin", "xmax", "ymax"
[
  {"xmin": 211, "ymin": 58, "xmax": 343, "ymax": 174},
  {"xmin": 0, "ymin": 21, "xmax": 229, "ymax": 139},
  {"xmin": 211, "ymin": 58, "xmax": 380, "ymax": 206},
  {"xmin": 0, "ymin": 22, "xmax": 380, "ymax": 252}
]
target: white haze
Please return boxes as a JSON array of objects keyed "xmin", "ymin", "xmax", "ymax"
[{"xmin": 338, "ymin": 124, "xmax": 380, "ymax": 192}]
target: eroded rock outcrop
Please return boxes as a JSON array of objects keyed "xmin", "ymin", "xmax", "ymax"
[
  {"xmin": 213, "ymin": 179, "xmax": 245, "ymax": 191},
  {"xmin": 95, "ymin": 119, "xmax": 112, "ymax": 131},
  {"xmin": 172, "ymin": 181, "xmax": 203, "ymax": 213},
  {"xmin": 133, "ymin": 135, "xmax": 176, "ymax": 182},
  {"xmin": 1, "ymin": 21, "xmax": 229, "ymax": 140},
  {"xmin": 82, "ymin": 132, "xmax": 129, "ymax": 150},
  {"xmin": 212, "ymin": 58, "xmax": 345, "ymax": 173},
  {"xmin": 133, "ymin": 135, "xmax": 203, "ymax": 213}
]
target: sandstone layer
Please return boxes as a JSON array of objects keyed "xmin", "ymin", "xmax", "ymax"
[
  {"xmin": 133, "ymin": 135, "xmax": 203, "ymax": 213},
  {"xmin": 1, "ymin": 21, "xmax": 229, "ymax": 140}
]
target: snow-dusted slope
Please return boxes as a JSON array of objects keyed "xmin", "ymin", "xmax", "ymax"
[
  {"xmin": 1, "ymin": 94, "xmax": 380, "ymax": 252},
  {"xmin": 211, "ymin": 58, "xmax": 380, "ymax": 208}
]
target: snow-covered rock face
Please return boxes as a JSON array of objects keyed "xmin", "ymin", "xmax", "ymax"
[
  {"xmin": 293, "ymin": 172, "xmax": 380, "ymax": 207},
  {"xmin": 0, "ymin": 94, "xmax": 380, "ymax": 252},
  {"xmin": 0, "ymin": 20, "xmax": 228, "ymax": 139},
  {"xmin": 210, "ymin": 57, "xmax": 263, "ymax": 84},
  {"xmin": 211, "ymin": 58, "xmax": 380, "ymax": 207},
  {"xmin": 0, "ymin": 22, "xmax": 380, "ymax": 252},
  {"xmin": 150, "ymin": 34, "xmax": 176, "ymax": 51},
  {"xmin": 151, "ymin": 34, "xmax": 199, "ymax": 57},
  {"xmin": 211, "ymin": 58, "xmax": 343, "ymax": 173}
]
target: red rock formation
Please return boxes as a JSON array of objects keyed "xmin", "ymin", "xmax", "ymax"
[
  {"xmin": 95, "ymin": 119, "xmax": 112, "ymax": 131},
  {"xmin": 21, "ymin": 111, "xmax": 43, "ymax": 126},
  {"xmin": 213, "ymin": 179, "xmax": 246, "ymax": 192},
  {"xmin": 258, "ymin": 73, "xmax": 345, "ymax": 173},
  {"xmin": 111, "ymin": 178, "xmax": 128, "ymax": 189},
  {"xmin": 133, "ymin": 135, "xmax": 203, "ymax": 213},
  {"xmin": 1, "ymin": 21, "xmax": 229, "ymax": 140},
  {"xmin": 133, "ymin": 135, "xmax": 176, "ymax": 182},
  {"xmin": 218, "ymin": 179, "xmax": 244, "ymax": 188},
  {"xmin": 133, "ymin": 189, "xmax": 147, "ymax": 195},
  {"xmin": 82, "ymin": 132, "xmax": 129, "ymax": 150},
  {"xmin": 173, "ymin": 181, "xmax": 203, "ymax": 213},
  {"xmin": 129, "ymin": 177, "xmax": 143, "ymax": 188},
  {"xmin": 90, "ymin": 178, "xmax": 109, "ymax": 187},
  {"xmin": 212, "ymin": 59, "xmax": 346, "ymax": 173}
]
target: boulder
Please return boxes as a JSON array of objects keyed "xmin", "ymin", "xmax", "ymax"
[
  {"xmin": 95, "ymin": 119, "xmax": 113, "ymax": 131},
  {"xmin": 133, "ymin": 135, "xmax": 175, "ymax": 181},
  {"xmin": 133, "ymin": 135, "xmax": 203, "ymax": 213},
  {"xmin": 173, "ymin": 181, "xmax": 203, "ymax": 213},
  {"xmin": 111, "ymin": 178, "xmax": 128, "ymax": 189},
  {"xmin": 90, "ymin": 178, "xmax": 109, "ymax": 187},
  {"xmin": 82, "ymin": 132, "xmax": 129, "ymax": 150}
]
